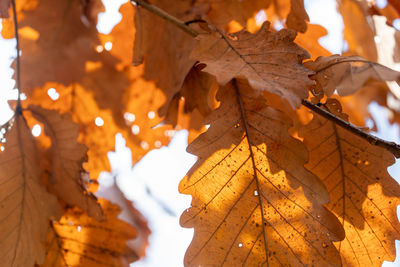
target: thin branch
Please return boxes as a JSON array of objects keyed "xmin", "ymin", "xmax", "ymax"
[
  {"xmin": 11, "ymin": 0, "xmax": 21, "ymax": 110},
  {"xmin": 128, "ymin": 0, "xmax": 400, "ymax": 158},
  {"xmin": 130, "ymin": 0, "xmax": 198, "ymax": 37},
  {"xmin": 302, "ymin": 99, "xmax": 400, "ymax": 158}
]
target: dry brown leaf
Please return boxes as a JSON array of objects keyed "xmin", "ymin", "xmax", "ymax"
[
  {"xmin": 301, "ymin": 113, "xmax": 400, "ymax": 266},
  {"xmin": 0, "ymin": 114, "xmax": 61, "ymax": 267},
  {"xmin": 192, "ymin": 21, "xmax": 313, "ymax": 108},
  {"xmin": 0, "ymin": 0, "xmax": 10, "ymax": 18},
  {"xmin": 338, "ymin": 0, "xmax": 377, "ymax": 61},
  {"xmin": 180, "ymin": 79, "xmax": 344, "ymax": 266},
  {"xmin": 304, "ymin": 55, "xmax": 400, "ymax": 96},
  {"xmin": 39, "ymin": 198, "xmax": 138, "ymax": 267},
  {"xmin": 133, "ymin": 0, "xmax": 197, "ymax": 115},
  {"xmin": 164, "ymin": 63, "xmax": 218, "ymax": 127},
  {"xmin": 201, "ymin": 0, "xmax": 271, "ymax": 28},
  {"xmin": 286, "ymin": 0, "xmax": 309, "ymax": 33},
  {"xmin": 12, "ymin": 0, "xmax": 102, "ymax": 91},
  {"xmin": 28, "ymin": 105, "xmax": 103, "ymax": 220}
]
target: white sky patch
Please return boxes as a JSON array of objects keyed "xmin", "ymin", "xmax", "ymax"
[
  {"xmin": 255, "ymin": 10, "xmax": 267, "ymax": 26},
  {"xmin": 305, "ymin": 0, "xmax": 344, "ymax": 54},
  {"xmin": 103, "ymin": 132, "xmax": 196, "ymax": 267},
  {"xmin": 97, "ymin": 0, "xmax": 128, "ymax": 34}
]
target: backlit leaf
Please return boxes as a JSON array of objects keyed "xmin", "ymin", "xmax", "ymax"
[
  {"xmin": 180, "ymin": 79, "xmax": 344, "ymax": 266},
  {"xmin": 40, "ymin": 199, "xmax": 137, "ymax": 267},
  {"xmin": 301, "ymin": 112, "xmax": 400, "ymax": 266}
]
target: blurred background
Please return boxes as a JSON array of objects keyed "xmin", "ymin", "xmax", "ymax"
[{"xmin": 1, "ymin": 0, "xmax": 400, "ymax": 266}]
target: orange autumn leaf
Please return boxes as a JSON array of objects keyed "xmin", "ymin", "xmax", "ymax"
[
  {"xmin": 133, "ymin": 0, "xmax": 197, "ymax": 116},
  {"xmin": 301, "ymin": 113, "xmax": 400, "ymax": 266},
  {"xmin": 338, "ymin": 0, "xmax": 377, "ymax": 61},
  {"xmin": 12, "ymin": 0, "xmax": 102, "ymax": 91},
  {"xmin": 201, "ymin": 0, "xmax": 270, "ymax": 28},
  {"xmin": 39, "ymin": 199, "xmax": 137, "ymax": 267},
  {"xmin": 179, "ymin": 80, "xmax": 344, "ymax": 266},
  {"xmin": 28, "ymin": 105, "xmax": 103, "ymax": 220},
  {"xmin": 0, "ymin": 114, "xmax": 61, "ymax": 267},
  {"xmin": 192, "ymin": 21, "xmax": 313, "ymax": 108}
]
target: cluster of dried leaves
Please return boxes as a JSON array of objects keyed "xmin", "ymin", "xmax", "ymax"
[{"xmin": 1, "ymin": 0, "xmax": 400, "ymax": 266}]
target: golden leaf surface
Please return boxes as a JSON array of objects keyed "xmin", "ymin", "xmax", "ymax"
[
  {"xmin": 28, "ymin": 105, "xmax": 103, "ymax": 220},
  {"xmin": 304, "ymin": 55, "xmax": 400, "ymax": 96},
  {"xmin": 39, "ymin": 199, "xmax": 137, "ymax": 267},
  {"xmin": 0, "ymin": 114, "xmax": 61, "ymax": 267},
  {"xmin": 301, "ymin": 113, "xmax": 400, "ymax": 266},
  {"xmin": 295, "ymin": 24, "xmax": 331, "ymax": 59},
  {"xmin": 192, "ymin": 21, "xmax": 313, "ymax": 108},
  {"xmin": 180, "ymin": 80, "xmax": 344, "ymax": 266}
]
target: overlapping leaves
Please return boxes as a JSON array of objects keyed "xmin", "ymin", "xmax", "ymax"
[{"xmin": 180, "ymin": 80, "xmax": 344, "ymax": 266}]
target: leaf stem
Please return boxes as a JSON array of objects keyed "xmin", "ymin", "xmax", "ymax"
[
  {"xmin": 11, "ymin": 0, "xmax": 21, "ymax": 109},
  {"xmin": 130, "ymin": 0, "xmax": 198, "ymax": 37},
  {"xmin": 302, "ymin": 99, "xmax": 400, "ymax": 158},
  {"xmin": 128, "ymin": 0, "xmax": 400, "ymax": 158}
]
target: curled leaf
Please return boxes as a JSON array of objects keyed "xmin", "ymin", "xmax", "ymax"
[
  {"xmin": 305, "ymin": 55, "xmax": 400, "ymax": 96},
  {"xmin": 192, "ymin": 21, "xmax": 313, "ymax": 108}
]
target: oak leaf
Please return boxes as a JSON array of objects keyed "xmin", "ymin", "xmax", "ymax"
[
  {"xmin": 304, "ymin": 55, "xmax": 400, "ymax": 96},
  {"xmin": 180, "ymin": 79, "xmax": 344, "ymax": 266},
  {"xmin": 133, "ymin": 0, "xmax": 197, "ymax": 115},
  {"xmin": 12, "ymin": 0, "xmax": 102, "ymax": 90},
  {"xmin": 338, "ymin": 0, "xmax": 377, "ymax": 61},
  {"xmin": 28, "ymin": 105, "xmax": 103, "ymax": 220},
  {"xmin": 286, "ymin": 0, "xmax": 309, "ymax": 33},
  {"xmin": 40, "ymin": 198, "xmax": 138, "ymax": 267},
  {"xmin": 192, "ymin": 21, "xmax": 313, "ymax": 108},
  {"xmin": 301, "ymin": 113, "xmax": 400, "ymax": 266},
  {"xmin": 0, "ymin": 114, "xmax": 61, "ymax": 267}
]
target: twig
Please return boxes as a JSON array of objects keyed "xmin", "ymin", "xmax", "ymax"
[
  {"xmin": 130, "ymin": 0, "xmax": 198, "ymax": 37},
  {"xmin": 128, "ymin": 0, "xmax": 400, "ymax": 158},
  {"xmin": 11, "ymin": 0, "xmax": 21, "ymax": 110},
  {"xmin": 302, "ymin": 99, "xmax": 400, "ymax": 158}
]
